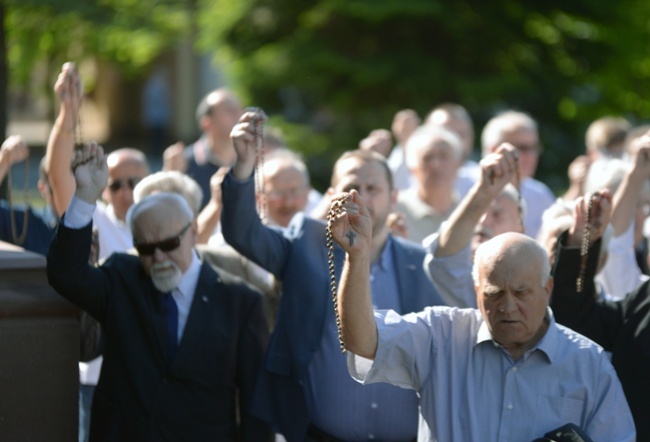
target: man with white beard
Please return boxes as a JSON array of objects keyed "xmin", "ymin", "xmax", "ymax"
[{"xmin": 46, "ymin": 143, "xmax": 271, "ymax": 441}]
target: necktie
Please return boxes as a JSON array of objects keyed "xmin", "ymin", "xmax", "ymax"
[{"xmin": 161, "ymin": 292, "xmax": 179, "ymax": 362}]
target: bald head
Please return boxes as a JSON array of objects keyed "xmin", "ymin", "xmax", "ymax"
[
  {"xmin": 104, "ymin": 148, "xmax": 149, "ymax": 221},
  {"xmin": 473, "ymin": 232, "xmax": 550, "ymax": 287}
]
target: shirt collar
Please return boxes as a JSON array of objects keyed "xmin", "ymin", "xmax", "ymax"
[
  {"xmin": 176, "ymin": 251, "xmax": 201, "ymax": 300},
  {"xmin": 475, "ymin": 307, "xmax": 556, "ymax": 364}
]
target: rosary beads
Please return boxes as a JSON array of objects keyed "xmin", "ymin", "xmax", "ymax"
[
  {"xmin": 576, "ymin": 194, "xmax": 595, "ymax": 293},
  {"xmin": 325, "ymin": 193, "xmax": 353, "ymax": 353},
  {"xmin": 246, "ymin": 107, "xmax": 267, "ymax": 223}
]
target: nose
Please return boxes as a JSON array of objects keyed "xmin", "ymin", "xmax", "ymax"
[
  {"xmin": 498, "ymin": 292, "xmax": 518, "ymax": 314},
  {"xmin": 152, "ymin": 247, "xmax": 166, "ymax": 262}
]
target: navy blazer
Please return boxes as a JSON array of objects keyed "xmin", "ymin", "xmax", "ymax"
[
  {"xmin": 47, "ymin": 217, "xmax": 271, "ymax": 441},
  {"xmin": 222, "ymin": 173, "xmax": 444, "ymax": 441}
]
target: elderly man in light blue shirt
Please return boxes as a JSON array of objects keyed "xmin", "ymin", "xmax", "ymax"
[{"xmin": 329, "ymin": 186, "xmax": 635, "ymax": 441}]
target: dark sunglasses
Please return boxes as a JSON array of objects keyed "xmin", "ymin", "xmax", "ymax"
[
  {"xmin": 134, "ymin": 223, "xmax": 192, "ymax": 256},
  {"xmin": 108, "ymin": 177, "xmax": 141, "ymax": 192}
]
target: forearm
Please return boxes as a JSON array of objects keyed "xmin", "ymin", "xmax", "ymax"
[
  {"xmin": 221, "ymin": 172, "xmax": 289, "ymax": 276},
  {"xmin": 436, "ymin": 184, "xmax": 495, "ymax": 257},
  {"xmin": 338, "ymin": 253, "xmax": 378, "ymax": 359},
  {"xmin": 611, "ymin": 172, "xmax": 643, "ymax": 236},
  {"xmin": 46, "ymin": 113, "xmax": 77, "ymax": 216},
  {"xmin": 0, "ymin": 150, "xmax": 9, "ymax": 183}
]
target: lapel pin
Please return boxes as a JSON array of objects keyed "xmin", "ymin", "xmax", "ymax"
[{"xmin": 202, "ymin": 296, "xmax": 209, "ymax": 303}]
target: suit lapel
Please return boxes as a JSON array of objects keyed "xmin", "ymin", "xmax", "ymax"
[
  {"xmin": 139, "ymin": 274, "xmax": 169, "ymax": 367},
  {"xmin": 174, "ymin": 263, "xmax": 220, "ymax": 364}
]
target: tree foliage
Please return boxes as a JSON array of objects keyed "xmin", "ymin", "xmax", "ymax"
[
  {"xmin": 198, "ymin": 0, "xmax": 650, "ymax": 190},
  {"xmin": 4, "ymin": 0, "xmax": 650, "ymax": 191}
]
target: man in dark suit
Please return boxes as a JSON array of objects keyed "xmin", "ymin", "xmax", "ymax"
[
  {"xmin": 221, "ymin": 110, "xmax": 445, "ymax": 441},
  {"xmin": 47, "ymin": 143, "xmax": 270, "ymax": 441}
]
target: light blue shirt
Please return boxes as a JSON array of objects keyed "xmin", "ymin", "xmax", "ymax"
[
  {"xmin": 423, "ymin": 230, "xmax": 476, "ymax": 308},
  {"xmin": 307, "ymin": 238, "xmax": 419, "ymax": 441},
  {"xmin": 349, "ymin": 307, "xmax": 636, "ymax": 442}
]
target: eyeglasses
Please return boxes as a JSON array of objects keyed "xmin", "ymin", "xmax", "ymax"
[
  {"xmin": 512, "ymin": 144, "xmax": 542, "ymax": 154},
  {"xmin": 264, "ymin": 187, "xmax": 308, "ymax": 201},
  {"xmin": 108, "ymin": 177, "xmax": 141, "ymax": 192},
  {"xmin": 134, "ymin": 223, "xmax": 192, "ymax": 256}
]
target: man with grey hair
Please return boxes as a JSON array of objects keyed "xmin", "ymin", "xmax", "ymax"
[
  {"xmin": 396, "ymin": 125, "xmax": 463, "ymax": 242},
  {"xmin": 481, "ymin": 110, "xmax": 555, "ymax": 239},
  {"xmin": 134, "ymin": 170, "xmax": 204, "ymax": 216},
  {"xmin": 47, "ymin": 143, "xmax": 270, "ymax": 441},
  {"xmin": 329, "ymin": 191, "xmax": 635, "ymax": 440},
  {"xmin": 424, "ymin": 143, "xmax": 524, "ymax": 308}
]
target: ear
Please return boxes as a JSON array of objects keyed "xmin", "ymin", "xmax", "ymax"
[
  {"xmin": 544, "ymin": 276, "xmax": 554, "ymax": 301},
  {"xmin": 389, "ymin": 188, "xmax": 398, "ymax": 211},
  {"xmin": 199, "ymin": 114, "xmax": 211, "ymax": 132}
]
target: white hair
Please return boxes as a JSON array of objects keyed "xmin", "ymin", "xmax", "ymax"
[
  {"xmin": 481, "ymin": 110, "xmax": 538, "ymax": 156},
  {"xmin": 126, "ymin": 192, "xmax": 193, "ymax": 233},
  {"xmin": 133, "ymin": 171, "xmax": 203, "ymax": 216},
  {"xmin": 405, "ymin": 125, "xmax": 463, "ymax": 169}
]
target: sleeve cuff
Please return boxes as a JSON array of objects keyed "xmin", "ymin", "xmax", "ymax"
[{"xmin": 63, "ymin": 196, "xmax": 96, "ymax": 229}]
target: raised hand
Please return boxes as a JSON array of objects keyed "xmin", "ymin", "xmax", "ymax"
[
  {"xmin": 478, "ymin": 143, "xmax": 519, "ymax": 196},
  {"xmin": 387, "ymin": 212, "xmax": 409, "ymax": 239},
  {"xmin": 230, "ymin": 107, "xmax": 268, "ymax": 180},
  {"xmin": 0, "ymin": 135, "xmax": 28, "ymax": 166},
  {"xmin": 54, "ymin": 62, "xmax": 83, "ymax": 131},
  {"xmin": 328, "ymin": 190, "xmax": 372, "ymax": 257},
  {"xmin": 72, "ymin": 142, "xmax": 108, "ymax": 204},
  {"xmin": 629, "ymin": 131, "xmax": 650, "ymax": 180},
  {"xmin": 162, "ymin": 141, "xmax": 187, "ymax": 172},
  {"xmin": 568, "ymin": 190, "xmax": 612, "ymax": 247}
]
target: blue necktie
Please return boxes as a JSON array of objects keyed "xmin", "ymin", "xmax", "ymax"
[{"xmin": 161, "ymin": 292, "xmax": 179, "ymax": 362}]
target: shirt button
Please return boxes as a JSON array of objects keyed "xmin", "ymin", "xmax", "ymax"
[
  {"xmin": 507, "ymin": 403, "xmax": 513, "ymax": 410},
  {"xmin": 368, "ymin": 434, "xmax": 375, "ymax": 440},
  {"xmin": 369, "ymin": 275, "xmax": 375, "ymax": 282},
  {"xmin": 370, "ymin": 402, "xmax": 378, "ymax": 409},
  {"xmin": 511, "ymin": 367, "xmax": 518, "ymax": 372}
]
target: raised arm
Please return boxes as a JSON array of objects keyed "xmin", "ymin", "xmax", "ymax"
[
  {"xmin": 435, "ymin": 143, "xmax": 518, "ymax": 257},
  {"xmin": 45, "ymin": 62, "xmax": 83, "ymax": 216},
  {"xmin": 610, "ymin": 132, "xmax": 650, "ymax": 236},
  {"xmin": 196, "ymin": 166, "xmax": 229, "ymax": 244},
  {"xmin": 0, "ymin": 135, "xmax": 28, "ymax": 184},
  {"xmin": 330, "ymin": 189, "xmax": 378, "ymax": 359}
]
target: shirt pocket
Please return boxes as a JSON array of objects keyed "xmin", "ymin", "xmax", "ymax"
[{"xmin": 534, "ymin": 394, "xmax": 586, "ymax": 432}]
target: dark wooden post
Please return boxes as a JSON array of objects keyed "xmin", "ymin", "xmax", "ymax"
[{"xmin": 0, "ymin": 242, "xmax": 79, "ymax": 440}]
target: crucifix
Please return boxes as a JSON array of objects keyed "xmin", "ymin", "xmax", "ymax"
[{"xmin": 346, "ymin": 230, "xmax": 356, "ymax": 246}]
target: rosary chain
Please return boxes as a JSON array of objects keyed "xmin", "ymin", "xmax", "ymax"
[
  {"xmin": 326, "ymin": 194, "xmax": 352, "ymax": 353},
  {"xmin": 7, "ymin": 155, "xmax": 30, "ymax": 245},
  {"xmin": 248, "ymin": 107, "xmax": 266, "ymax": 223},
  {"xmin": 514, "ymin": 158, "xmax": 524, "ymax": 231},
  {"xmin": 576, "ymin": 194, "xmax": 595, "ymax": 293}
]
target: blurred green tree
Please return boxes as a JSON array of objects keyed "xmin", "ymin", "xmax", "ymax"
[
  {"xmin": 198, "ymin": 0, "xmax": 650, "ymax": 191},
  {"xmin": 3, "ymin": 0, "xmax": 650, "ymax": 193}
]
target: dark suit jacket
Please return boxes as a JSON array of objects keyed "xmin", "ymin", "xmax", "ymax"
[
  {"xmin": 552, "ymin": 232, "xmax": 649, "ymax": 440},
  {"xmin": 47, "ymin": 218, "xmax": 271, "ymax": 441},
  {"xmin": 221, "ymin": 173, "xmax": 444, "ymax": 442}
]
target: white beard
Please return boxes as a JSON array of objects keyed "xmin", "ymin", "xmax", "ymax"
[{"xmin": 150, "ymin": 260, "xmax": 183, "ymax": 293}]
